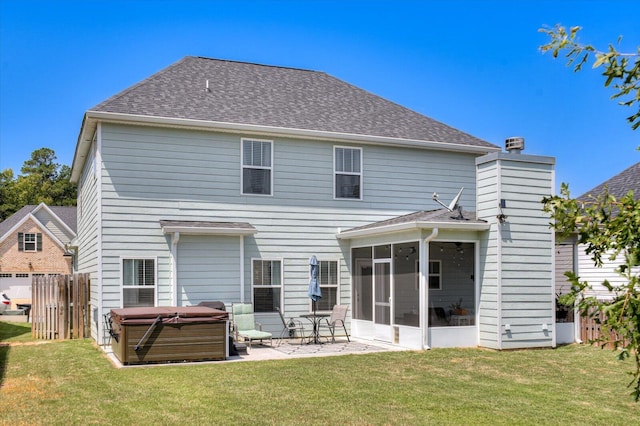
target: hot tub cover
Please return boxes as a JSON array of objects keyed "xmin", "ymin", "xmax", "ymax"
[{"xmin": 110, "ymin": 306, "xmax": 228, "ymax": 325}]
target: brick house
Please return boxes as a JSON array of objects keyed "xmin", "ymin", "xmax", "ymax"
[{"xmin": 0, "ymin": 203, "xmax": 77, "ymax": 308}]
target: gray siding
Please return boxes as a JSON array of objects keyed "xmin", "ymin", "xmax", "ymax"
[
  {"xmin": 96, "ymin": 123, "xmax": 483, "ymax": 327},
  {"xmin": 477, "ymin": 154, "xmax": 555, "ymax": 349},
  {"xmin": 76, "ymin": 140, "xmax": 100, "ymax": 340},
  {"xmin": 33, "ymin": 209, "xmax": 74, "ymax": 244},
  {"xmin": 476, "ymin": 161, "xmax": 500, "ymax": 349}
]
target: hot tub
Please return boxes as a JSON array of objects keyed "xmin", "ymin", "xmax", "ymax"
[{"xmin": 109, "ymin": 306, "xmax": 229, "ymax": 365}]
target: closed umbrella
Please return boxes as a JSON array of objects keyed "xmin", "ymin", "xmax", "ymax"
[{"xmin": 308, "ymin": 255, "xmax": 322, "ymax": 314}]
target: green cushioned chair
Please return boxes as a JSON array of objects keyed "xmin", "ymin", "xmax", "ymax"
[{"xmin": 231, "ymin": 303, "xmax": 272, "ymax": 348}]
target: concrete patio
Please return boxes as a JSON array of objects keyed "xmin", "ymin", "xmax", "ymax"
[{"xmin": 103, "ymin": 337, "xmax": 408, "ymax": 368}]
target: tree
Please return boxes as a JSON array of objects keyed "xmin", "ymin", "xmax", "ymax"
[
  {"xmin": 541, "ymin": 25, "xmax": 640, "ymax": 400},
  {"xmin": 539, "ymin": 24, "xmax": 640, "ymax": 130},
  {"xmin": 543, "ymin": 185, "xmax": 640, "ymax": 400},
  {"xmin": 0, "ymin": 148, "xmax": 76, "ymax": 221}
]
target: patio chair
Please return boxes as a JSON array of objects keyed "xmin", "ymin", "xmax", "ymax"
[
  {"xmin": 231, "ymin": 303, "xmax": 272, "ymax": 348},
  {"xmin": 276, "ymin": 307, "xmax": 306, "ymax": 346},
  {"xmin": 319, "ymin": 304, "xmax": 350, "ymax": 343}
]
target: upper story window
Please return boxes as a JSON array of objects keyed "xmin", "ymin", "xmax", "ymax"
[
  {"xmin": 242, "ymin": 138, "xmax": 273, "ymax": 195},
  {"xmin": 122, "ymin": 258, "xmax": 156, "ymax": 308},
  {"xmin": 334, "ymin": 146, "xmax": 362, "ymax": 199},
  {"xmin": 18, "ymin": 232, "xmax": 42, "ymax": 252}
]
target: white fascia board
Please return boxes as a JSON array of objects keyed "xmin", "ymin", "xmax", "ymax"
[
  {"xmin": 161, "ymin": 225, "xmax": 257, "ymax": 236},
  {"xmin": 32, "ymin": 203, "xmax": 77, "ymax": 238},
  {"xmin": 0, "ymin": 212, "xmax": 66, "ymax": 248},
  {"xmin": 71, "ymin": 114, "xmax": 97, "ymax": 183},
  {"xmin": 336, "ymin": 220, "xmax": 489, "ymax": 239},
  {"xmin": 71, "ymin": 111, "xmax": 500, "ymax": 182}
]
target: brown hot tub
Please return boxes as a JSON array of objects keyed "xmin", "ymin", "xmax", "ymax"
[{"xmin": 109, "ymin": 306, "xmax": 229, "ymax": 365}]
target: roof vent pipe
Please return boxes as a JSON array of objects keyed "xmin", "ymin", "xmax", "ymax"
[
  {"xmin": 205, "ymin": 79, "xmax": 210, "ymax": 92},
  {"xmin": 505, "ymin": 137, "xmax": 524, "ymax": 154}
]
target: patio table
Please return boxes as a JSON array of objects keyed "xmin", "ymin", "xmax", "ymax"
[{"xmin": 301, "ymin": 312, "xmax": 330, "ymax": 344}]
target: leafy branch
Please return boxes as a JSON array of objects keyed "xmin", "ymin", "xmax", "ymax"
[
  {"xmin": 543, "ymin": 183, "xmax": 640, "ymax": 400},
  {"xmin": 539, "ymin": 24, "xmax": 640, "ymax": 130}
]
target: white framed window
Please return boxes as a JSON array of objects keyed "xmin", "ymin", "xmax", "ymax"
[
  {"xmin": 18, "ymin": 232, "xmax": 41, "ymax": 252},
  {"xmin": 121, "ymin": 257, "xmax": 156, "ymax": 308},
  {"xmin": 252, "ymin": 259, "xmax": 282, "ymax": 312},
  {"xmin": 429, "ymin": 260, "xmax": 442, "ymax": 290},
  {"xmin": 334, "ymin": 146, "xmax": 362, "ymax": 199},
  {"xmin": 317, "ymin": 260, "xmax": 339, "ymax": 311},
  {"xmin": 242, "ymin": 138, "xmax": 273, "ymax": 195}
]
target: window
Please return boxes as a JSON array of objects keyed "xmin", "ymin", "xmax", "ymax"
[
  {"xmin": 334, "ymin": 146, "xmax": 362, "ymax": 199},
  {"xmin": 428, "ymin": 260, "xmax": 441, "ymax": 290},
  {"xmin": 18, "ymin": 232, "xmax": 42, "ymax": 252},
  {"xmin": 252, "ymin": 259, "xmax": 282, "ymax": 312},
  {"xmin": 242, "ymin": 138, "xmax": 272, "ymax": 195},
  {"xmin": 317, "ymin": 260, "xmax": 338, "ymax": 311},
  {"xmin": 122, "ymin": 258, "xmax": 156, "ymax": 308}
]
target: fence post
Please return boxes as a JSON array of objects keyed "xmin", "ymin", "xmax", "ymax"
[{"xmin": 30, "ymin": 273, "xmax": 90, "ymax": 341}]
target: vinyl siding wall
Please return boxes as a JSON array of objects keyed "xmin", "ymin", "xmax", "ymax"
[
  {"xmin": 76, "ymin": 139, "xmax": 100, "ymax": 340},
  {"xmin": 33, "ymin": 210, "xmax": 74, "ymax": 244},
  {"xmin": 95, "ymin": 123, "xmax": 482, "ymax": 334},
  {"xmin": 476, "ymin": 153, "xmax": 555, "ymax": 349},
  {"xmin": 476, "ymin": 161, "xmax": 500, "ymax": 349}
]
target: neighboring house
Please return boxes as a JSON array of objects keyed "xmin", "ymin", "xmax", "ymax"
[
  {"xmin": 0, "ymin": 203, "xmax": 77, "ymax": 308},
  {"xmin": 558, "ymin": 162, "xmax": 640, "ymax": 301},
  {"xmin": 70, "ymin": 56, "xmax": 556, "ymax": 350}
]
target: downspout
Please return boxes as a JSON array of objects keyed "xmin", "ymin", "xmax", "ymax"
[
  {"xmin": 421, "ymin": 228, "xmax": 439, "ymax": 350},
  {"xmin": 496, "ymin": 160, "xmax": 503, "ymax": 350},
  {"xmin": 96, "ymin": 124, "xmax": 104, "ymax": 345},
  {"xmin": 240, "ymin": 235, "xmax": 245, "ymax": 303},
  {"xmin": 170, "ymin": 232, "xmax": 180, "ymax": 306}
]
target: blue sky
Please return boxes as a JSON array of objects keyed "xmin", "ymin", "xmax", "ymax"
[{"xmin": 1, "ymin": 0, "xmax": 638, "ymax": 196}]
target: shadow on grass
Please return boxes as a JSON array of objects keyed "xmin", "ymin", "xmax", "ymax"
[
  {"xmin": 0, "ymin": 321, "xmax": 32, "ymax": 342},
  {"xmin": 0, "ymin": 344, "xmax": 7, "ymax": 387}
]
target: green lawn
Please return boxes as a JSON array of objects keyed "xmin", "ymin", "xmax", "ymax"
[{"xmin": 1, "ymin": 321, "xmax": 638, "ymax": 425}]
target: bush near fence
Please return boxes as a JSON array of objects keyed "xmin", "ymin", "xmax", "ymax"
[{"xmin": 31, "ymin": 273, "xmax": 90, "ymax": 340}]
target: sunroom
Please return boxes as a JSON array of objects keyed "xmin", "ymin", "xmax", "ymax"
[{"xmin": 337, "ymin": 209, "xmax": 489, "ymax": 350}]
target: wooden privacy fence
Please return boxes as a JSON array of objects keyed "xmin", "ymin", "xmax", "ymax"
[
  {"xmin": 32, "ymin": 273, "xmax": 90, "ymax": 340},
  {"xmin": 580, "ymin": 308, "xmax": 627, "ymax": 350}
]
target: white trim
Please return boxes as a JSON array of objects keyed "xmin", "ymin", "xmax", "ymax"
[
  {"xmin": 250, "ymin": 257, "xmax": 284, "ymax": 311},
  {"xmin": 333, "ymin": 145, "xmax": 363, "ymax": 201},
  {"xmin": 120, "ymin": 256, "xmax": 158, "ymax": 308},
  {"xmin": 32, "ymin": 203, "xmax": 76, "ymax": 237},
  {"xmin": 240, "ymin": 236, "xmax": 245, "ymax": 303},
  {"xmin": 496, "ymin": 159, "xmax": 503, "ymax": 350},
  {"xmin": 241, "ymin": 137, "xmax": 274, "ymax": 197},
  {"xmin": 96, "ymin": 126, "xmax": 104, "ymax": 344},
  {"xmin": 336, "ymin": 220, "xmax": 489, "ymax": 239},
  {"xmin": 71, "ymin": 111, "xmax": 501, "ymax": 182},
  {"xmin": 170, "ymin": 232, "xmax": 180, "ymax": 306},
  {"xmin": 313, "ymin": 258, "xmax": 341, "ymax": 312},
  {"xmin": 160, "ymin": 224, "xmax": 257, "ymax": 236},
  {"xmin": 0, "ymin": 212, "xmax": 67, "ymax": 249}
]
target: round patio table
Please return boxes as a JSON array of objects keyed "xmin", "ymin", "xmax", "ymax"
[{"xmin": 300, "ymin": 313, "xmax": 330, "ymax": 344}]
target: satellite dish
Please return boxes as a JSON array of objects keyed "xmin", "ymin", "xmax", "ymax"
[{"xmin": 432, "ymin": 187, "xmax": 464, "ymax": 212}]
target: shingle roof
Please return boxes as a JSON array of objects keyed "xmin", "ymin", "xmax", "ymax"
[
  {"xmin": 90, "ymin": 56, "xmax": 498, "ymax": 149},
  {"xmin": 0, "ymin": 205, "xmax": 77, "ymax": 237},
  {"xmin": 578, "ymin": 162, "xmax": 640, "ymax": 201}
]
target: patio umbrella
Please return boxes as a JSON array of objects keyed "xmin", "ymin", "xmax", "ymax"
[{"xmin": 308, "ymin": 255, "xmax": 322, "ymax": 314}]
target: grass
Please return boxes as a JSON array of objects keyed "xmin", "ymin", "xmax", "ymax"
[{"xmin": 1, "ymin": 321, "xmax": 639, "ymax": 425}]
